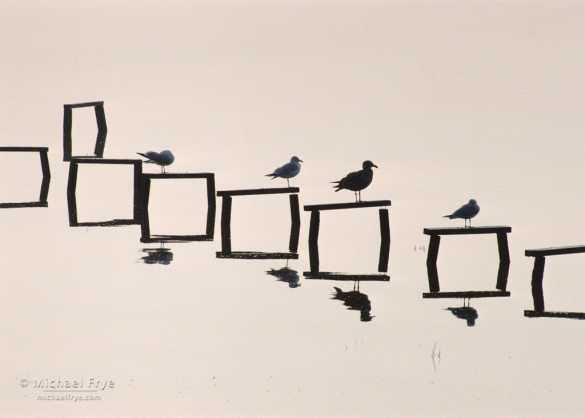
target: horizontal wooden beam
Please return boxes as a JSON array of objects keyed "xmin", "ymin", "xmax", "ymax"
[
  {"xmin": 217, "ymin": 187, "xmax": 299, "ymax": 197},
  {"xmin": 0, "ymin": 147, "xmax": 49, "ymax": 152},
  {"xmin": 64, "ymin": 101, "xmax": 104, "ymax": 108},
  {"xmin": 525, "ymin": 246, "xmax": 585, "ymax": 257},
  {"xmin": 304, "ymin": 200, "xmax": 391, "ymax": 211},
  {"xmin": 142, "ymin": 172, "xmax": 214, "ymax": 179},
  {"xmin": 302, "ymin": 272, "xmax": 390, "ymax": 281},
  {"xmin": 422, "ymin": 291, "xmax": 511, "ymax": 298},
  {"xmin": 424, "ymin": 226, "xmax": 512, "ymax": 236},
  {"xmin": 524, "ymin": 310, "xmax": 585, "ymax": 319},
  {"xmin": 216, "ymin": 251, "xmax": 299, "ymax": 259},
  {"xmin": 70, "ymin": 158, "xmax": 142, "ymax": 165}
]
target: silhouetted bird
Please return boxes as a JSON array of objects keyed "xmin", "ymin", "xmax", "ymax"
[
  {"xmin": 265, "ymin": 156, "xmax": 303, "ymax": 187},
  {"xmin": 446, "ymin": 299, "xmax": 478, "ymax": 326},
  {"xmin": 444, "ymin": 199, "xmax": 480, "ymax": 227},
  {"xmin": 137, "ymin": 150, "xmax": 175, "ymax": 173},
  {"xmin": 266, "ymin": 266, "xmax": 300, "ymax": 288},
  {"xmin": 332, "ymin": 160, "xmax": 378, "ymax": 202},
  {"xmin": 332, "ymin": 286, "xmax": 373, "ymax": 321}
]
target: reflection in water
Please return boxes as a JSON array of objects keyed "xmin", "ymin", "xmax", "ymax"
[
  {"xmin": 331, "ymin": 282, "xmax": 373, "ymax": 322},
  {"xmin": 140, "ymin": 245, "xmax": 174, "ymax": 265},
  {"xmin": 0, "ymin": 147, "xmax": 51, "ymax": 208},
  {"xmin": 446, "ymin": 298, "xmax": 478, "ymax": 326},
  {"xmin": 266, "ymin": 264, "xmax": 300, "ymax": 288}
]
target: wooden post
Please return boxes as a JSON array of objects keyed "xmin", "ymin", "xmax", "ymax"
[
  {"xmin": 378, "ymin": 239, "xmax": 390, "ymax": 273},
  {"xmin": 206, "ymin": 205, "xmax": 216, "ymax": 237},
  {"xmin": 140, "ymin": 177, "xmax": 151, "ymax": 239},
  {"xmin": 207, "ymin": 176, "xmax": 216, "ymax": 208},
  {"xmin": 94, "ymin": 104, "xmax": 107, "ymax": 157},
  {"xmin": 496, "ymin": 260, "xmax": 510, "ymax": 291},
  {"xmin": 133, "ymin": 162, "xmax": 142, "ymax": 221},
  {"xmin": 426, "ymin": 263, "xmax": 441, "ymax": 292},
  {"xmin": 531, "ymin": 256, "xmax": 545, "ymax": 311},
  {"xmin": 220, "ymin": 196, "xmax": 232, "ymax": 253},
  {"xmin": 290, "ymin": 194, "xmax": 300, "ymax": 225},
  {"xmin": 379, "ymin": 208, "xmax": 390, "ymax": 243},
  {"xmin": 63, "ymin": 106, "xmax": 72, "ymax": 161},
  {"xmin": 66, "ymin": 162, "xmax": 78, "ymax": 225},
  {"xmin": 308, "ymin": 210, "xmax": 320, "ymax": 273},
  {"xmin": 426, "ymin": 235, "xmax": 441, "ymax": 265},
  {"xmin": 497, "ymin": 232, "xmax": 510, "ymax": 264},
  {"xmin": 39, "ymin": 149, "xmax": 51, "ymax": 203}
]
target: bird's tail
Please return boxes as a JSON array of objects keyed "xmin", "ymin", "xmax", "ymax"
[
  {"xmin": 265, "ymin": 173, "xmax": 276, "ymax": 178},
  {"xmin": 443, "ymin": 215, "xmax": 453, "ymax": 219},
  {"xmin": 331, "ymin": 181, "xmax": 342, "ymax": 191}
]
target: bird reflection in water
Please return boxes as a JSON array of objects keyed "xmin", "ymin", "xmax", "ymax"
[
  {"xmin": 140, "ymin": 243, "xmax": 174, "ymax": 265},
  {"xmin": 332, "ymin": 281, "xmax": 373, "ymax": 322},
  {"xmin": 446, "ymin": 298, "xmax": 478, "ymax": 326},
  {"xmin": 266, "ymin": 263, "xmax": 300, "ymax": 288}
]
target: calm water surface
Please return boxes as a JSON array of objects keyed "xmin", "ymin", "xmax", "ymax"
[{"xmin": 1, "ymin": 1, "xmax": 584, "ymax": 417}]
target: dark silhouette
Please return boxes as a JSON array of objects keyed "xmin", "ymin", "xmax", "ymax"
[
  {"xmin": 137, "ymin": 150, "xmax": 175, "ymax": 173},
  {"xmin": 265, "ymin": 156, "xmax": 303, "ymax": 188},
  {"xmin": 444, "ymin": 199, "xmax": 480, "ymax": 228},
  {"xmin": 332, "ymin": 160, "xmax": 378, "ymax": 202},
  {"xmin": 446, "ymin": 299, "xmax": 478, "ymax": 326},
  {"xmin": 332, "ymin": 282, "xmax": 373, "ymax": 322},
  {"xmin": 266, "ymin": 265, "xmax": 300, "ymax": 288},
  {"xmin": 140, "ymin": 246, "xmax": 174, "ymax": 265}
]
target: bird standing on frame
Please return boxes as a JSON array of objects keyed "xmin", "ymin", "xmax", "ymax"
[
  {"xmin": 265, "ymin": 156, "xmax": 303, "ymax": 187},
  {"xmin": 444, "ymin": 199, "xmax": 480, "ymax": 228},
  {"xmin": 332, "ymin": 160, "xmax": 378, "ymax": 202},
  {"xmin": 137, "ymin": 150, "xmax": 175, "ymax": 173}
]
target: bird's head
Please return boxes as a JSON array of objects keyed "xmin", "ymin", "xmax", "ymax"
[
  {"xmin": 363, "ymin": 160, "xmax": 378, "ymax": 169},
  {"xmin": 469, "ymin": 199, "xmax": 477, "ymax": 205},
  {"xmin": 291, "ymin": 156, "xmax": 303, "ymax": 163}
]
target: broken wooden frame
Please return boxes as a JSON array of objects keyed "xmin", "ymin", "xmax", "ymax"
[
  {"xmin": 139, "ymin": 173, "xmax": 216, "ymax": 242},
  {"xmin": 524, "ymin": 246, "xmax": 585, "ymax": 319},
  {"xmin": 215, "ymin": 187, "xmax": 300, "ymax": 259},
  {"xmin": 63, "ymin": 101, "xmax": 107, "ymax": 161},
  {"xmin": 303, "ymin": 200, "xmax": 391, "ymax": 276},
  {"xmin": 0, "ymin": 147, "xmax": 50, "ymax": 208},
  {"xmin": 423, "ymin": 226, "xmax": 511, "ymax": 297},
  {"xmin": 66, "ymin": 158, "xmax": 142, "ymax": 226}
]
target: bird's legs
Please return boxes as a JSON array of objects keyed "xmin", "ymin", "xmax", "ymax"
[{"xmin": 287, "ymin": 179, "xmax": 290, "ymax": 188}]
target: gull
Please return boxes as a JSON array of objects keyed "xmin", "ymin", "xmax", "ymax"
[
  {"xmin": 444, "ymin": 199, "xmax": 480, "ymax": 228},
  {"xmin": 137, "ymin": 150, "xmax": 174, "ymax": 173},
  {"xmin": 265, "ymin": 156, "xmax": 303, "ymax": 187},
  {"xmin": 332, "ymin": 160, "xmax": 378, "ymax": 202}
]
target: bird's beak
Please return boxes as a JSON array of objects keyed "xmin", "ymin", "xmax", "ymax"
[{"xmin": 373, "ymin": 164, "xmax": 378, "ymax": 168}]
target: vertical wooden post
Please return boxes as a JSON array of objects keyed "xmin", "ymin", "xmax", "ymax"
[
  {"xmin": 497, "ymin": 232, "xmax": 510, "ymax": 264},
  {"xmin": 63, "ymin": 105, "xmax": 72, "ymax": 161},
  {"xmin": 426, "ymin": 235, "xmax": 440, "ymax": 265},
  {"xmin": 496, "ymin": 260, "xmax": 510, "ymax": 291},
  {"xmin": 531, "ymin": 256, "xmax": 545, "ymax": 311},
  {"xmin": 289, "ymin": 194, "xmax": 300, "ymax": 225},
  {"xmin": 39, "ymin": 150, "xmax": 51, "ymax": 203},
  {"xmin": 426, "ymin": 262, "xmax": 440, "ymax": 292},
  {"xmin": 140, "ymin": 176, "xmax": 151, "ymax": 239},
  {"xmin": 94, "ymin": 104, "xmax": 107, "ymax": 157},
  {"xmin": 66, "ymin": 162, "xmax": 78, "ymax": 225},
  {"xmin": 379, "ymin": 208, "xmax": 390, "ymax": 242},
  {"xmin": 220, "ymin": 196, "xmax": 232, "ymax": 253},
  {"xmin": 308, "ymin": 210, "xmax": 320, "ymax": 273},
  {"xmin": 206, "ymin": 204, "xmax": 216, "ymax": 237},
  {"xmin": 133, "ymin": 162, "xmax": 143, "ymax": 221},
  {"xmin": 378, "ymin": 240, "xmax": 390, "ymax": 273},
  {"xmin": 206, "ymin": 175, "xmax": 216, "ymax": 208}
]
